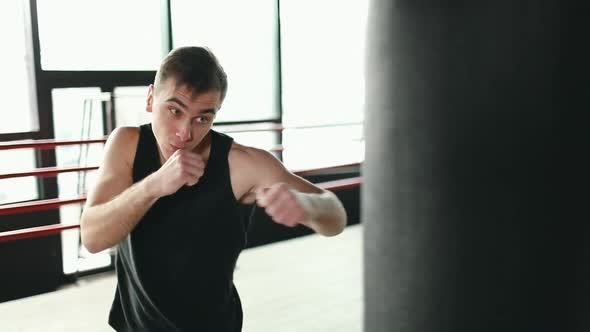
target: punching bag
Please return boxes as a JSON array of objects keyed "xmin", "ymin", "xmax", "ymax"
[{"xmin": 363, "ymin": 2, "xmax": 586, "ymax": 331}]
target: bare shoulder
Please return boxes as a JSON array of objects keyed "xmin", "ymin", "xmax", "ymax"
[
  {"xmin": 109, "ymin": 125, "xmax": 140, "ymax": 140},
  {"xmin": 227, "ymin": 141, "xmax": 321, "ymax": 196},
  {"xmin": 228, "ymin": 141, "xmax": 283, "ymax": 173},
  {"xmin": 85, "ymin": 126, "xmax": 140, "ymax": 207},
  {"xmin": 227, "ymin": 142, "xmax": 288, "ymax": 203},
  {"xmin": 104, "ymin": 126, "xmax": 140, "ymax": 168},
  {"xmin": 107, "ymin": 126, "xmax": 140, "ymax": 148}
]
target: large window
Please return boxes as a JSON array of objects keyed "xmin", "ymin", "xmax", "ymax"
[
  {"xmin": 114, "ymin": 86, "xmax": 152, "ymax": 127},
  {"xmin": 2, "ymin": 0, "xmax": 367, "ymax": 279},
  {"xmin": 279, "ymin": 0, "xmax": 368, "ymax": 168},
  {"xmin": 0, "ymin": 1, "xmax": 39, "ymax": 205},
  {"xmin": 0, "ymin": 1, "xmax": 38, "ymax": 133},
  {"xmin": 36, "ymin": 0, "xmax": 162, "ymax": 70},
  {"xmin": 52, "ymin": 88, "xmax": 108, "ymax": 274},
  {"xmin": 0, "ymin": 149, "xmax": 39, "ymax": 205},
  {"xmin": 279, "ymin": 0, "xmax": 368, "ymax": 127},
  {"xmin": 282, "ymin": 124, "xmax": 364, "ymax": 170},
  {"xmin": 171, "ymin": 0, "xmax": 280, "ymax": 123}
]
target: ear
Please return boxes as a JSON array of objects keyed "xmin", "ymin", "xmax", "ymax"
[{"xmin": 146, "ymin": 84, "xmax": 154, "ymax": 113}]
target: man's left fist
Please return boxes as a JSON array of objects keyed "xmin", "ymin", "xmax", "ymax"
[{"xmin": 255, "ymin": 183, "xmax": 310, "ymax": 227}]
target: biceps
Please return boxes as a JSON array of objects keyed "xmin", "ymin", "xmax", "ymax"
[
  {"xmin": 246, "ymin": 147, "xmax": 323, "ymax": 194},
  {"xmin": 85, "ymin": 170, "xmax": 132, "ymax": 207},
  {"xmin": 278, "ymin": 172, "xmax": 323, "ymax": 194}
]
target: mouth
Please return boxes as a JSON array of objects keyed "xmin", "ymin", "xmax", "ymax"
[{"xmin": 169, "ymin": 143, "xmax": 184, "ymax": 151}]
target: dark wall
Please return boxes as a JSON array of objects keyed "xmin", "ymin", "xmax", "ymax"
[{"xmin": 0, "ymin": 210, "xmax": 62, "ymax": 303}]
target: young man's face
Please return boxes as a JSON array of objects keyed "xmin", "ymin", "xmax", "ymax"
[{"xmin": 146, "ymin": 79, "xmax": 221, "ymax": 162}]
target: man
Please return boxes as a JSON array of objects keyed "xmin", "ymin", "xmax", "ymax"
[{"xmin": 80, "ymin": 46, "xmax": 347, "ymax": 332}]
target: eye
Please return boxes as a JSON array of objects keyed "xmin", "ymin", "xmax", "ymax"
[
  {"xmin": 194, "ymin": 116, "xmax": 210, "ymax": 124},
  {"xmin": 169, "ymin": 108, "xmax": 181, "ymax": 115}
]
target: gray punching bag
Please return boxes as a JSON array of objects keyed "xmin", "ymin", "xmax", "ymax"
[{"xmin": 363, "ymin": 2, "xmax": 587, "ymax": 332}]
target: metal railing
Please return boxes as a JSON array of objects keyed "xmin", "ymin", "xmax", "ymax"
[{"xmin": 0, "ymin": 122, "xmax": 363, "ymax": 243}]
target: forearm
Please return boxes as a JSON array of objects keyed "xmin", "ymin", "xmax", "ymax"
[
  {"xmin": 299, "ymin": 191, "xmax": 347, "ymax": 236},
  {"xmin": 80, "ymin": 176, "xmax": 159, "ymax": 253}
]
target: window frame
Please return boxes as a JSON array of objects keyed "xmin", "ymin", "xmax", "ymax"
[
  {"xmin": 0, "ymin": 0, "xmax": 283, "ymax": 277},
  {"xmin": 19, "ymin": 0, "xmax": 283, "ymax": 201}
]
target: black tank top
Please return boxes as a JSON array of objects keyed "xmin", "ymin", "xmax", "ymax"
[{"xmin": 108, "ymin": 124, "xmax": 248, "ymax": 332}]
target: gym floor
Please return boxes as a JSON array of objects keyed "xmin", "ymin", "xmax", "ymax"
[{"xmin": 0, "ymin": 225, "xmax": 362, "ymax": 332}]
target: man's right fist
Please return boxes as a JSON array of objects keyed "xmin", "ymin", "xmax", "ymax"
[{"xmin": 148, "ymin": 149, "xmax": 205, "ymax": 197}]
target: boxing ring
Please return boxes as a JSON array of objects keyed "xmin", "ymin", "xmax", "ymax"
[
  {"xmin": 0, "ymin": 122, "xmax": 363, "ymax": 330},
  {"xmin": 0, "ymin": 123, "xmax": 362, "ymax": 243}
]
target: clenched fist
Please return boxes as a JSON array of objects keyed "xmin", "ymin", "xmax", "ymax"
[
  {"xmin": 255, "ymin": 183, "xmax": 311, "ymax": 227},
  {"xmin": 148, "ymin": 149, "xmax": 205, "ymax": 197}
]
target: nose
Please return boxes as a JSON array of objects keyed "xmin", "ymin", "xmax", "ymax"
[{"xmin": 176, "ymin": 123, "xmax": 192, "ymax": 142}]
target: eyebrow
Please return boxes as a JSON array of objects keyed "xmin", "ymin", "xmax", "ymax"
[
  {"xmin": 165, "ymin": 97, "xmax": 217, "ymax": 115},
  {"xmin": 166, "ymin": 97, "xmax": 188, "ymax": 109}
]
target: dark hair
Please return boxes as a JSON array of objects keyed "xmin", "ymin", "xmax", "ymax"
[{"xmin": 154, "ymin": 46, "xmax": 228, "ymax": 101}]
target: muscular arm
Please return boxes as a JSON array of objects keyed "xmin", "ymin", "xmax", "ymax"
[
  {"xmin": 80, "ymin": 127, "xmax": 159, "ymax": 253},
  {"xmin": 81, "ymin": 127, "xmax": 205, "ymax": 253},
  {"xmin": 293, "ymin": 189, "xmax": 347, "ymax": 236},
  {"xmin": 233, "ymin": 146, "xmax": 347, "ymax": 237}
]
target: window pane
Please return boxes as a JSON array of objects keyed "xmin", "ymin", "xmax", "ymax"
[
  {"xmin": 280, "ymin": 0, "xmax": 368, "ymax": 126},
  {"xmin": 52, "ymin": 88, "xmax": 104, "ymax": 143},
  {"xmin": 51, "ymin": 88, "xmax": 110, "ymax": 274},
  {"xmin": 0, "ymin": 1, "xmax": 38, "ymax": 133},
  {"xmin": 0, "ymin": 149, "xmax": 38, "ymax": 205},
  {"xmin": 282, "ymin": 125, "xmax": 364, "ymax": 170},
  {"xmin": 225, "ymin": 131, "xmax": 279, "ymax": 152},
  {"xmin": 171, "ymin": 0, "xmax": 279, "ymax": 122},
  {"xmin": 36, "ymin": 0, "xmax": 162, "ymax": 70},
  {"xmin": 114, "ymin": 86, "xmax": 152, "ymax": 127}
]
